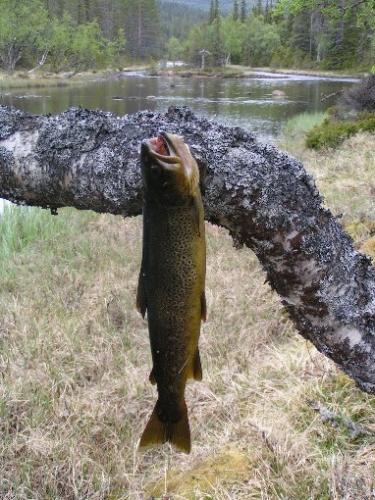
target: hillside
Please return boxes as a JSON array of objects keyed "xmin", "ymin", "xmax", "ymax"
[
  {"xmin": 160, "ymin": 0, "xmax": 234, "ymax": 12},
  {"xmin": 159, "ymin": 1, "xmax": 208, "ymax": 39}
]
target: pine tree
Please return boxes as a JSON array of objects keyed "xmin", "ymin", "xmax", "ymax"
[
  {"xmin": 240, "ymin": 0, "xmax": 246, "ymax": 22},
  {"xmin": 209, "ymin": 0, "xmax": 220, "ymax": 24},
  {"xmin": 122, "ymin": 0, "xmax": 161, "ymax": 59},
  {"xmin": 211, "ymin": 19, "xmax": 223, "ymax": 66},
  {"xmin": 214, "ymin": 0, "xmax": 220, "ymax": 21},
  {"xmin": 233, "ymin": 0, "xmax": 239, "ymax": 21},
  {"xmin": 209, "ymin": 0, "xmax": 215, "ymax": 23},
  {"xmin": 254, "ymin": 0, "xmax": 262, "ymax": 16}
]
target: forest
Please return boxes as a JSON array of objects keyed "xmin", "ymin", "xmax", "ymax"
[{"xmin": 0, "ymin": 0, "xmax": 374, "ymax": 73}]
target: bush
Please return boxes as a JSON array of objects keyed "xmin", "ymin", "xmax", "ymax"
[{"xmin": 306, "ymin": 114, "xmax": 375, "ymax": 149}]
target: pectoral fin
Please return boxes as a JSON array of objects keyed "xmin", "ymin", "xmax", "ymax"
[
  {"xmin": 201, "ymin": 292, "xmax": 207, "ymax": 322},
  {"xmin": 136, "ymin": 271, "xmax": 147, "ymax": 318}
]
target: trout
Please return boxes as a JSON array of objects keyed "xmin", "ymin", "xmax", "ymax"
[{"xmin": 137, "ymin": 132, "xmax": 206, "ymax": 453}]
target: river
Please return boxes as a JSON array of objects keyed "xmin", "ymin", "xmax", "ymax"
[
  {"xmin": 0, "ymin": 70, "xmax": 358, "ymax": 214},
  {"xmin": 0, "ymin": 71, "xmax": 358, "ymax": 139}
]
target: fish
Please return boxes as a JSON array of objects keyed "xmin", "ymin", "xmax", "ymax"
[{"xmin": 137, "ymin": 132, "xmax": 207, "ymax": 453}]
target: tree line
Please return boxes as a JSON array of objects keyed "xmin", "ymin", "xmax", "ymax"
[
  {"xmin": 1, "ymin": 0, "xmax": 374, "ymax": 73},
  {"xmin": 0, "ymin": 0, "xmax": 161, "ymax": 72},
  {"xmin": 178, "ymin": 0, "xmax": 375, "ymax": 70}
]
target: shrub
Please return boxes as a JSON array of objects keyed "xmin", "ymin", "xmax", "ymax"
[{"xmin": 305, "ymin": 114, "xmax": 375, "ymax": 149}]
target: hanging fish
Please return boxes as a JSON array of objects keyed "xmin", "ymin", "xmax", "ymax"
[{"xmin": 137, "ymin": 132, "xmax": 207, "ymax": 453}]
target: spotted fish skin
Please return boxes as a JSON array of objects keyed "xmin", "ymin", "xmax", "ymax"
[{"xmin": 137, "ymin": 132, "xmax": 206, "ymax": 453}]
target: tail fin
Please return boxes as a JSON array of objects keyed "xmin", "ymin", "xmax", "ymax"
[{"xmin": 139, "ymin": 400, "xmax": 191, "ymax": 453}]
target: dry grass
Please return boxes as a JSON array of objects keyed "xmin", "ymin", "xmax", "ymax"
[{"xmin": 1, "ymin": 130, "xmax": 375, "ymax": 499}]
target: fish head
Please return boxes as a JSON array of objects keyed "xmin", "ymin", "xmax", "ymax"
[{"xmin": 141, "ymin": 132, "xmax": 200, "ymax": 205}]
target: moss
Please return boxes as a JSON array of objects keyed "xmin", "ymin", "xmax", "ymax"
[
  {"xmin": 306, "ymin": 114, "xmax": 375, "ymax": 150},
  {"xmin": 147, "ymin": 447, "xmax": 253, "ymax": 498}
]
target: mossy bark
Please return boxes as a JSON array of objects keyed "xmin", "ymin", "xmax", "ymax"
[{"xmin": 1, "ymin": 105, "xmax": 375, "ymax": 393}]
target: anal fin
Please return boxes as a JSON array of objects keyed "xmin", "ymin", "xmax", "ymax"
[
  {"xmin": 201, "ymin": 291, "xmax": 207, "ymax": 322},
  {"xmin": 149, "ymin": 368, "xmax": 156, "ymax": 385},
  {"xmin": 187, "ymin": 349, "xmax": 203, "ymax": 381},
  {"xmin": 136, "ymin": 271, "xmax": 147, "ymax": 318},
  {"xmin": 193, "ymin": 349, "xmax": 203, "ymax": 381}
]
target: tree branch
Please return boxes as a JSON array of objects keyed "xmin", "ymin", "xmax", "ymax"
[{"xmin": 1, "ymin": 104, "xmax": 375, "ymax": 394}]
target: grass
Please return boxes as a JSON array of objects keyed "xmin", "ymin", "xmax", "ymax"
[
  {"xmin": 282, "ymin": 112, "xmax": 326, "ymax": 145},
  {"xmin": 1, "ymin": 124, "xmax": 375, "ymax": 498}
]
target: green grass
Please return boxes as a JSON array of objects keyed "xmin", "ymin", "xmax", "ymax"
[
  {"xmin": 0, "ymin": 205, "xmax": 93, "ymax": 271},
  {"xmin": 282, "ymin": 112, "xmax": 326, "ymax": 144}
]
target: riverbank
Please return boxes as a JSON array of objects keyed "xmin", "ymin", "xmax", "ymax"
[
  {"xmin": 242, "ymin": 65, "xmax": 366, "ymax": 79},
  {"xmin": 0, "ymin": 64, "xmax": 363, "ymax": 92},
  {"xmin": 153, "ymin": 64, "xmax": 364, "ymax": 80},
  {"xmin": 1, "ymin": 127, "xmax": 374, "ymax": 497},
  {"xmin": 0, "ymin": 65, "xmax": 149, "ymax": 90}
]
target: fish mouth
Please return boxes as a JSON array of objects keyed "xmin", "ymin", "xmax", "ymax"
[{"xmin": 143, "ymin": 132, "xmax": 181, "ymax": 165}]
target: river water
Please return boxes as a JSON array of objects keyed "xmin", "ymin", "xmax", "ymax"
[
  {"xmin": 0, "ymin": 71, "xmax": 358, "ymax": 139},
  {"xmin": 0, "ymin": 71, "xmax": 358, "ymax": 213}
]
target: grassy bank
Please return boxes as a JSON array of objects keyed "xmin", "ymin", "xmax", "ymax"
[
  {"xmin": 0, "ymin": 66, "xmax": 149, "ymax": 90},
  {"xmin": 0, "ymin": 65, "xmax": 363, "ymax": 91},
  {"xmin": 1, "ymin": 126, "xmax": 375, "ymax": 498}
]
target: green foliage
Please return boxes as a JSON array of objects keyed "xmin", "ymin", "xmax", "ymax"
[
  {"xmin": 166, "ymin": 37, "xmax": 184, "ymax": 63},
  {"xmin": 184, "ymin": 12, "xmax": 280, "ymax": 68},
  {"xmin": 1, "ymin": 0, "xmax": 373, "ymax": 72},
  {"xmin": 47, "ymin": 14, "xmax": 124, "ymax": 71},
  {"xmin": 70, "ymin": 21, "xmax": 109, "ymax": 70},
  {"xmin": 242, "ymin": 16, "xmax": 280, "ymax": 66},
  {"xmin": 0, "ymin": 0, "xmax": 166, "ymax": 71},
  {"xmin": 0, "ymin": 0, "xmax": 49, "ymax": 71},
  {"xmin": 184, "ymin": 16, "xmax": 226, "ymax": 67},
  {"xmin": 184, "ymin": 25, "xmax": 207, "ymax": 65},
  {"xmin": 272, "ymin": 0, "xmax": 375, "ymax": 70},
  {"xmin": 305, "ymin": 114, "xmax": 375, "ymax": 150},
  {"xmin": 221, "ymin": 18, "xmax": 246, "ymax": 63}
]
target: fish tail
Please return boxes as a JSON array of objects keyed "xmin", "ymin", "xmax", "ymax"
[{"xmin": 139, "ymin": 400, "xmax": 191, "ymax": 453}]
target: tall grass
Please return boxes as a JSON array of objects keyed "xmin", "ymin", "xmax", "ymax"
[
  {"xmin": 282, "ymin": 112, "xmax": 326, "ymax": 142},
  {"xmin": 0, "ymin": 205, "xmax": 93, "ymax": 271}
]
